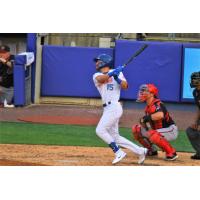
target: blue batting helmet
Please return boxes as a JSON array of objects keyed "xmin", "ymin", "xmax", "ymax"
[{"xmin": 93, "ymin": 54, "xmax": 113, "ymax": 71}]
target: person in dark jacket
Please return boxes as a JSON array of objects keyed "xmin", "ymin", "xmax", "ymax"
[
  {"xmin": 0, "ymin": 44, "xmax": 15, "ymax": 107},
  {"xmin": 186, "ymin": 71, "xmax": 200, "ymax": 159}
]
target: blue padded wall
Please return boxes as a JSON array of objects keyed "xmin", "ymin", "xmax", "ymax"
[
  {"xmin": 41, "ymin": 45, "xmax": 113, "ymax": 97},
  {"xmin": 27, "ymin": 33, "xmax": 37, "ymax": 102},
  {"xmin": 14, "ymin": 64, "xmax": 25, "ymax": 106},
  {"xmin": 115, "ymin": 40, "xmax": 183, "ymax": 102}
]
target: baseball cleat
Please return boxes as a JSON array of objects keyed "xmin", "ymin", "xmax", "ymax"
[
  {"xmin": 165, "ymin": 152, "xmax": 178, "ymax": 161},
  {"xmin": 147, "ymin": 150, "xmax": 158, "ymax": 156},
  {"xmin": 112, "ymin": 150, "xmax": 126, "ymax": 164},
  {"xmin": 138, "ymin": 148, "xmax": 147, "ymax": 164},
  {"xmin": 191, "ymin": 153, "xmax": 200, "ymax": 160},
  {"xmin": 4, "ymin": 104, "xmax": 14, "ymax": 108}
]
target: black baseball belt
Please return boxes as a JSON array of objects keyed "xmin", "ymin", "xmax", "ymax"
[{"xmin": 103, "ymin": 100, "xmax": 120, "ymax": 107}]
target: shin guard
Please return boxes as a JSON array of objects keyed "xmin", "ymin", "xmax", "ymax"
[
  {"xmin": 132, "ymin": 125, "xmax": 153, "ymax": 149},
  {"xmin": 148, "ymin": 130, "xmax": 176, "ymax": 155}
]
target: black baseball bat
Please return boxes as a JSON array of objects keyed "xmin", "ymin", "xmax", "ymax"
[{"xmin": 123, "ymin": 44, "xmax": 148, "ymax": 67}]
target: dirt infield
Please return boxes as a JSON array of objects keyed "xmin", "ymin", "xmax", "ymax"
[{"xmin": 0, "ymin": 144, "xmax": 199, "ymax": 166}]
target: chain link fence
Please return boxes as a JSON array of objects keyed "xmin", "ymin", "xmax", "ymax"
[
  {"xmin": 45, "ymin": 33, "xmax": 200, "ymax": 48},
  {"xmin": 46, "ymin": 33, "xmax": 137, "ymax": 47}
]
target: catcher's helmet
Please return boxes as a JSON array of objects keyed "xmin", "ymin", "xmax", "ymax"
[
  {"xmin": 137, "ymin": 84, "xmax": 158, "ymax": 102},
  {"xmin": 190, "ymin": 71, "xmax": 200, "ymax": 88},
  {"xmin": 93, "ymin": 54, "xmax": 113, "ymax": 71}
]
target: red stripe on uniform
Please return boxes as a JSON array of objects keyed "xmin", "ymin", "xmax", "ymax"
[{"xmin": 159, "ymin": 127, "xmax": 174, "ymax": 134}]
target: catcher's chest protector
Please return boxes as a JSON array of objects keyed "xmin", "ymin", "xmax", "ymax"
[{"xmin": 145, "ymin": 99, "xmax": 174, "ymax": 129}]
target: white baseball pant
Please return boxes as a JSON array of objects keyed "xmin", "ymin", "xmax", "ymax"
[{"xmin": 96, "ymin": 102, "xmax": 145, "ymax": 155}]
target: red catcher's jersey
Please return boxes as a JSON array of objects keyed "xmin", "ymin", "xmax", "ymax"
[{"xmin": 145, "ymin": 98, "xmax": 175, "ymax": 129}]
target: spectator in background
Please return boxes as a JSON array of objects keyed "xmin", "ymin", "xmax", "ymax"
[
  {"xmin": 0, "ymin": 45, "xmax": 15, "ymax": 107},
  {"xmin": 186, "ymin": 71, "xmax": 200, "ymax": 159},
  {"xmin": 168, "ymin": 33, "xmax": 176, "ymax": 39},
  {"xmin": 136, "ymin": 33, "xmax": 147, "ymax": 41}
]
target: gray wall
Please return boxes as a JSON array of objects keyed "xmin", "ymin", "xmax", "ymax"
[{"xmin": 0, "ymin": 36, "xmax": 26, "ymax": 54}]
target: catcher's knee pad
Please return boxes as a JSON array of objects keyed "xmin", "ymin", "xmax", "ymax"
[
  {"xmin": 149, "ymin": 130, "xmax": 175, "ymax": 154},
  {"xmin": 132, "ymin": 125, "xmax": 152, "ymax": 149},
  {"xmin": 132, "ymin": 124, "xmax": 142, "ymax": 140}
]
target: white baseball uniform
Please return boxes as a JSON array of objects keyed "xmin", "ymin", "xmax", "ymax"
[{"xmin": 93, "ymin": 70, "xmax": 145, "ymax": 155}]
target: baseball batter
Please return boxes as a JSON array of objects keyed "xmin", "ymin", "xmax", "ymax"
[{"xmin": 93, "ymin": 54, "xmax": 147, "ymax": 165}]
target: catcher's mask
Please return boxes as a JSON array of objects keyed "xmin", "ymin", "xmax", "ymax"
[
  {"xmin": 137, "ymin": 84, "xmax": 158, "ymax": 102},
  {"xmin": 190, "ymin": 71, "xmax": 200, "ymax": 88},
  {"xmin": 93, "ymin": 54, "xmax": 113, "ymax": 71}
]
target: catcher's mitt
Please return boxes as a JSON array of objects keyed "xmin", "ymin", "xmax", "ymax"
[{"xmin": 139, "ymin": 116, "xmax": 152, "ymax": 131}]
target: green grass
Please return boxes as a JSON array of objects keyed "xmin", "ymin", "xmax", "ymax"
[{"xmin": 0, "ymin": 121, "xmax": 194, "ymax": 152}]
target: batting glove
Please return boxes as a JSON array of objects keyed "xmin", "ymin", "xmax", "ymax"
[
  {"xmin": 114, "ymin": 75, "xmax": 122, "ymax": 85},
  {"xmin": 108, "ymin": 69, "xmax": 119, "ymax": 77},
  {"xmin": 115, "ymin": 65, "xmax": 125, "ymax": 72},
  {"xmin": 108, "ymin": 66, "xmax": 124, "ymax": 77}
]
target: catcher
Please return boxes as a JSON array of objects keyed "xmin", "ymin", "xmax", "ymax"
[{"xmin": 132, "ymin": 84, "xmax": 179, "ymax": 161}]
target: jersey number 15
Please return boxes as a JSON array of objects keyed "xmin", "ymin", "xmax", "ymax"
[{"xmin": 107, "ymin": 84, "xmax": 114, "ymax": 91}]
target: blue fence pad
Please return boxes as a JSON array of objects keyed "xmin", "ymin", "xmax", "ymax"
[
  {"xmin": 14, "ymin": 55, "xmax": 27, "ymax": 65},
  {"xmin": 27, "ymin": 33, "xmax": 37, "ymax": 102},
  {"xmin": 115, "ymin": 40, "xmax": 183, "ymax": 102},
  {"xmin": 14, "ymin": 64, "xmax": 25, "ymax": 105},
  {"xmin": 41, "ymin": 45, "xmax": 113, "ymax": 97}
]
